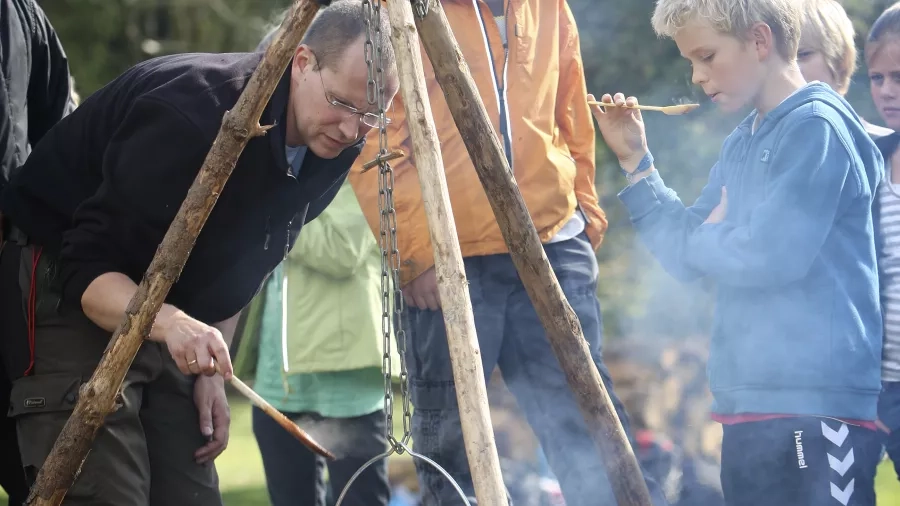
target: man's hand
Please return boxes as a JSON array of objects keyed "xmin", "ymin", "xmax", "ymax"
[
  {"xmin": 82, "ymin": 273, "xmax": 233, "ymax": 378},
  {"xmin": 588, "ymin": 92, "xmax": 650, "ymax": 173},
  {"xmin": 704, "ymin": 187, "xmax": 728, "ymax": 224},
  {"xmin": 193, "ymin": 374, "xmax": 230, "ymax": 464},
  {"xmin": 403, "ymin": 267, "xmax": 440, "ymax": 311},
  {"xmin": 152, "ymin": 310, "xmax": 233, "ymax": 379}
]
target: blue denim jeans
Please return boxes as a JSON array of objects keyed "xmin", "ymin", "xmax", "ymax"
[{"xmin": 402, "ymin": 232, "xmax": 667, "ymax": 505}]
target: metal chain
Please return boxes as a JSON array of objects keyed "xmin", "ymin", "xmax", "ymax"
[
  {"xmin": 339, "ymin": 4, "xmax": 472, "ymax": 504},
  {"xmin": 411, "ymin": 0, "xmax": 430, "ymax": 19},
  {"xmin": 363, "ymin": 0, "xmax": 413, "ymax": 453}
]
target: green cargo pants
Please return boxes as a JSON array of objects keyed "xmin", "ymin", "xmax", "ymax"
[{"xmin": 4, "ymin": 243, "xmax": 223, "ymax": 506}]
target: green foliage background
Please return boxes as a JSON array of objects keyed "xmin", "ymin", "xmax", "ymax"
[{"xmin": 35, "ymin": 0, "xmax": 898, "ymax": 340}]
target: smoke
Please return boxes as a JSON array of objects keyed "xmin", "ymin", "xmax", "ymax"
[{"xmin": 290, "ymin": 413, "xmax": 388, "ymax": 462}]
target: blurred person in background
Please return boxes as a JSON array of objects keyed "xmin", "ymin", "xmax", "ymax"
[
  {"xmin": 859, "ymin": 1, "xmax": 900, "ymax": 498},
  {"xmin": 796, "ymin": 0, "xmax": 892, "ymax": 139},
  {"xmin": 235, "ymin": 179, "xmax": 395, "ymax": 506},
  {"xmin": 0, "ymin": 0, "xmax": 75, "ymax": 503}
]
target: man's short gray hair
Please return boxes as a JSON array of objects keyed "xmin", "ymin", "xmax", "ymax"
[{"xmin": 258, "ymin": 0, "xmax": 395, "ymax": 73}]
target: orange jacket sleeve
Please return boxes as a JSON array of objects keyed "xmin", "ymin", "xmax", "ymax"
[{"xmin": 555, "ymin": 0, "xmax": 607, "ymax": 246}]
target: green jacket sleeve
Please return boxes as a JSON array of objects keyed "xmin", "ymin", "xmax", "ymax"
[{"xmin": 288, "ymin": 182, "xmax": 377, "ymax": 279}]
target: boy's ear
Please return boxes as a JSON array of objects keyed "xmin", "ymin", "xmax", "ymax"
[{"xmin": 747, "ymin": 21, "xmax": 774, "ymax": 61}]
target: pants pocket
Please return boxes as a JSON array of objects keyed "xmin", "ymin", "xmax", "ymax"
[
  {"xmin": 10, "ymin": 372, "xmax": 153, "ymax": 505},
  {"xmin": 8, "ymin": 373, "xmax": 83, "ymax": 486}
]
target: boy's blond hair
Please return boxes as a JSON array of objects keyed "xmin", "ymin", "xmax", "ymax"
[
  {"xmin": 799, "ymin": 0, "xmax": 857, "ymax": 95},
  {"xmin": 651, "ymin": 0, "xmax": 802, "ymax": 62}
]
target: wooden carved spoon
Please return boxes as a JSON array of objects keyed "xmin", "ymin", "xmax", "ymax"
[{"xmin": 587, "ymin": 100, "xmax": 700, "ymax": 116}]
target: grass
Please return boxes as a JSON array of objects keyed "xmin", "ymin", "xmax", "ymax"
[{"xmin": 3, "ymin": 395, "xmax": 900, "ymax": 505}]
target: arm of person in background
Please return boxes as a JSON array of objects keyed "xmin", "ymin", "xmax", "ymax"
[
  {"xmin": 289, "ymin": 183, "xmax": 376, "ymax": 279},
  {"xmin": 1, "ymin": 0, "xmax": 75, "ymax": 242},
  {"xmin": 556, "ymin": 2, "xmax": 600, "ymax": 225},
  {"xmin": 27, "ymin": 0, "xmax": 76, "ymax": 146}
]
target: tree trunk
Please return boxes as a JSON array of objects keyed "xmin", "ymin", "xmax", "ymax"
[
  {"xmin": 384, "ymin": 1, "xmax": 506, "ymax": 504},
  {"xmin": 413, "ymin": 1, "xmax": 652, "ymax": 505},
  {"xmin": 26, "ymin": 2, "xmax": 320, "ymax": 504}
]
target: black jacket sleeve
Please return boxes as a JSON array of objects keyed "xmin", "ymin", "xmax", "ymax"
[
  {"xmin": 26, "ymin": 0, "xmax": 74, "ymax": 147},
  {"xmin": 59, "ymin": 96, "xmax": 210, "ymax": 306}
]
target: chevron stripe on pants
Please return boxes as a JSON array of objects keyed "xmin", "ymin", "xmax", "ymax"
[{"xmin": 720, "ymin": 417, "xmax": 879, "ymax": 506}]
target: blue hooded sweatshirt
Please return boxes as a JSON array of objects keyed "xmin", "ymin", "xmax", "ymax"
[{"xmin": 619, "ymin": 82, "xmax": 884, "ymax": 421}]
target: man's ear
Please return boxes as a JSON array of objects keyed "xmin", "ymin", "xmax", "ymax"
[
  {"xmin": 293, "ymin": 44, "xmax": 315, "ymax": 74},
  {"xmin": 748, "ymin": 21, "xmax": 774, "ymax": 61}
]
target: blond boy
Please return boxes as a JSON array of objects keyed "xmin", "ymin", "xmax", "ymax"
[{"xmin": 590, "ymin": 0, "xmax": 884, "ymax": 505}]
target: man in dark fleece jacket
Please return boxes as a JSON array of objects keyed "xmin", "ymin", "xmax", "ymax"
[{"xmin": 0, "ymin": 1, "xmax": 398, "ymax": 504}]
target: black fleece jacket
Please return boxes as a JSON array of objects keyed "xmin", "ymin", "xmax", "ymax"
[{"xmin": 0, "ymin": 51, "xmax": 365, "ymax": 324}]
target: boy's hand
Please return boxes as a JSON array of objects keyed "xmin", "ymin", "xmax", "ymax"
[
  {"xmin": 705, "ymin": 187, "xmax": 728, "ymax": 224},
  {"xmin": 588, "ymin": 92, "xmax": 649, "ymax": 172}
]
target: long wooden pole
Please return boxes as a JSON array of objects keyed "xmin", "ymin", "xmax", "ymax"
[
  {"xmin": 412, "ymin": 2, "xmax": 652, "ymax": 505},
  {"xmin": 26, "ymin": 2, "xmax": 321, "ymax": 504},
  {"xmin": 384, "ymin": 1, "xmax": 506, "ymax": 504}
]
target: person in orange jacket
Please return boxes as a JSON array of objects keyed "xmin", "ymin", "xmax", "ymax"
[{"xmin": 348, "ymin": 1, "xmax": 666, "ymax": 504}]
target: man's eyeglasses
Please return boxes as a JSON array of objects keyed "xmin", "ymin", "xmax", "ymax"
[{"xmin": 312, "ymin": 52, "xmax": 391, "ymax": 129}]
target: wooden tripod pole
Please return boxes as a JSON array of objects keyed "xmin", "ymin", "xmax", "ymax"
[
  {"xmin": 384, "ymin": 1, "xmax": 506, "ymax": 504},
  {"xmin": 25, "ymin": 2, "xmax": 320, "ymax": 504},
  {"xmin": 412, "ymin": 1, "xmax": 652, "ymax": 505}
]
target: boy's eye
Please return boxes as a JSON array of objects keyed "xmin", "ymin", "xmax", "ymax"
[
  {"xmin": 870, "ymin": 74, "xmax": 884, "ymax": 84},
  {"xmin": 797, "ymin": 50, "xmax": 813, "ymax": 61},
  {"xmin": 701, "ymin": 53, "xmax": 715, "ymax": 62}
]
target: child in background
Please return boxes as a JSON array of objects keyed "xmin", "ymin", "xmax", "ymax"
[
  {"xmin": 865, "ymin": 0, "xmax": 900, "ymax": 490},
  {"xmin": 589, "ymin": 0, "xmax": 885, "ymax": 504},
  {"xmin": 797, "ymin": 0, "xmax": 893, "ymax": 139}
]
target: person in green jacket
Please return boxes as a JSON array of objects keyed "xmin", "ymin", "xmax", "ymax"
[{"xmin": 235, "ymin": 176, "xmax": 398, "ymax": 506}]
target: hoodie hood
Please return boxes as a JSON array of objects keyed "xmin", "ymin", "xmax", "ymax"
[{"xmin": 740, "ymin": 81, "xmax": 885, "ymax": 193}]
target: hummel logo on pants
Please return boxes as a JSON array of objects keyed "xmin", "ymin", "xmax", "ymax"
[{"xmin": 719, "ymin": 417, "xmax": 879, "ymax": 506}]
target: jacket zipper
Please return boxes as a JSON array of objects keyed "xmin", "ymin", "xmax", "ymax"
[{"xmin": 473, "ymin": 0, "xmax": 514, "ymax": 174}]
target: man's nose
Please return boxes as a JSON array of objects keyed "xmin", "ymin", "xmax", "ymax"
[{"xmin": 338, "ymin": 116, "xmax": 360, "ymax": 141}]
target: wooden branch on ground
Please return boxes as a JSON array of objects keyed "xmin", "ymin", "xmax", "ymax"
[
  {"xmin": 384, "ymin": 1, "xmax": 506, "ymax": 504},
  {"xmin": 26, "ymin": 2, "xmax": 321, "ymax": 504},
  {"xmin": 412, "ymin": 1, "xmax": 653, "ymax": 505}
]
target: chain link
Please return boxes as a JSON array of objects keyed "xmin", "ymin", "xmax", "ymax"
[
  {"xmin": 363, "ymin": 0, "xmax": 413, "ymax": 452},
  {"xmin": 411, "ymin": 0, "xmax": 430, "ymax": 19}
]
